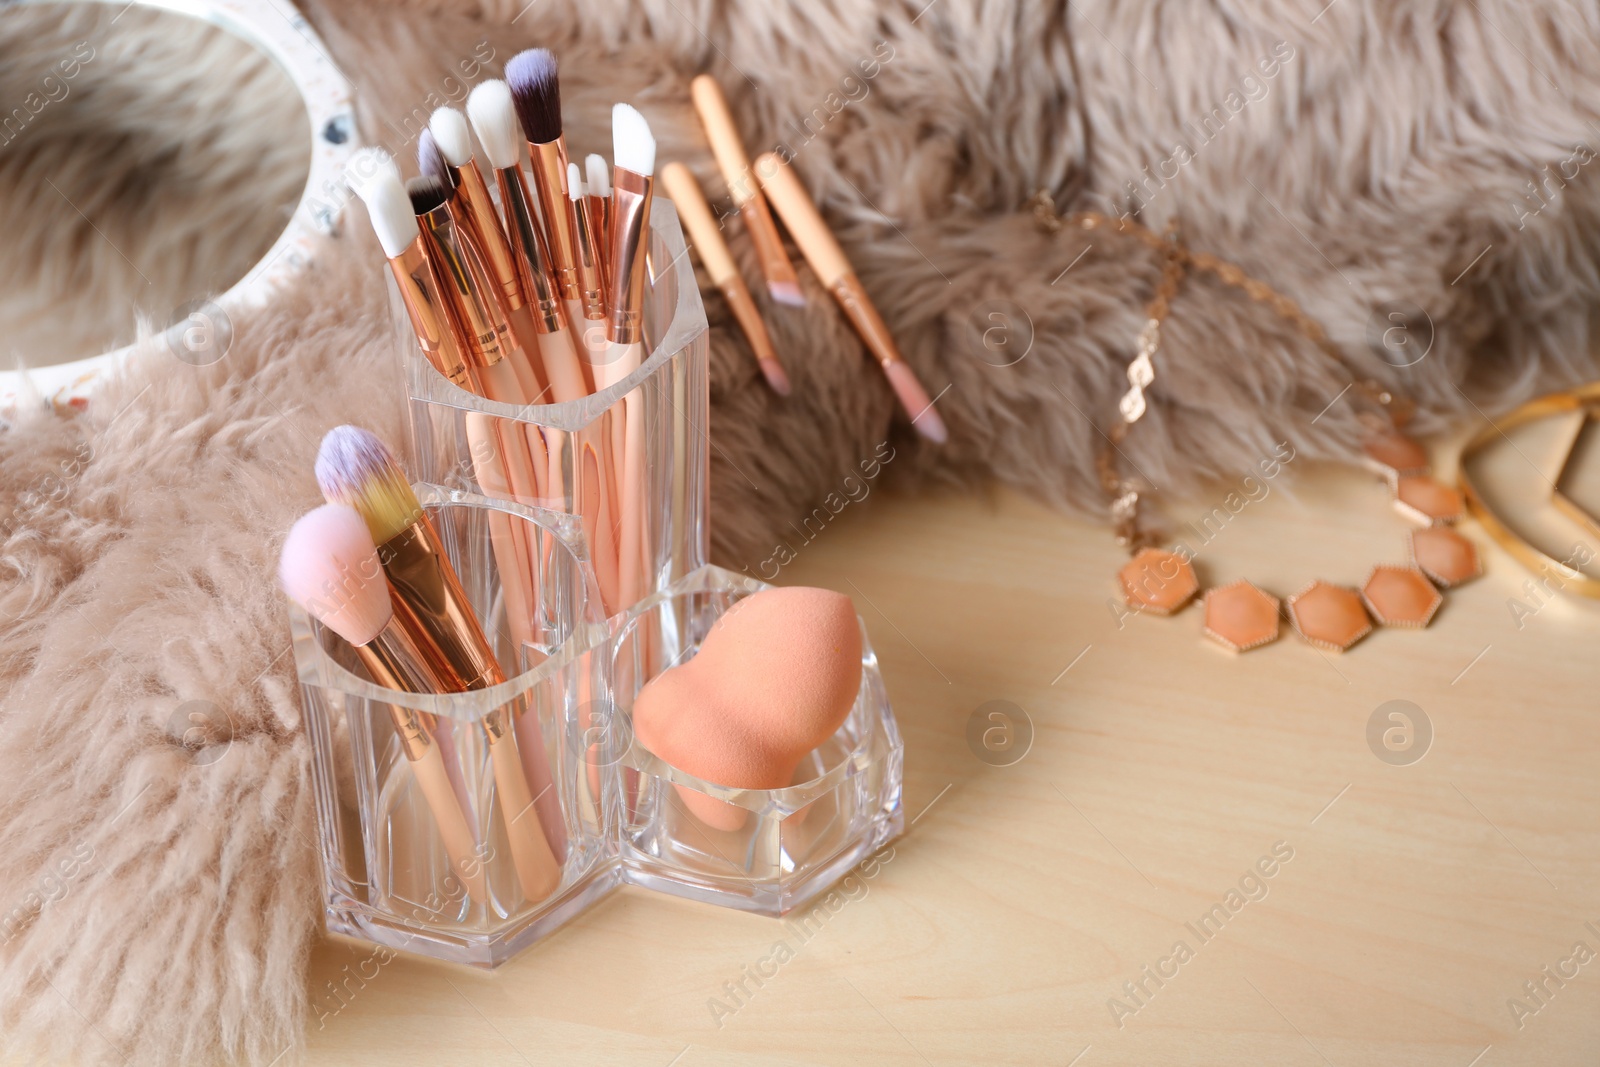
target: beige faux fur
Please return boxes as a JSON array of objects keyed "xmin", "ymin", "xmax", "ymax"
[{"xmin": 2, "ymin": 1, "xmax": 1600, "ymax": 1064}]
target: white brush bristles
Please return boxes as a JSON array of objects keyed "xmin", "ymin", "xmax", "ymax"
[
  {"xmin": 279, "ymin": 504, "xmax": 393, "ymax": 647},
  {"xmin": 611, "ymin": 103, "xmax": 656, "ymax": 177},
  {"xmin": 468, "ymin": 80, "xmax": 523, "ymax": 170},
  {"xmin": 567, "ymin": 162, "xmax": 585, "ymax": 201},
  {"xmin": 352, "ymin": 168, "xmax": 419, "ymax": 259},
  {"xmin": 345, "ymin": 147, "xmax": 400, "ymax": 200},
  {"xmin": 585, "ymin": 153, "xmax": 610, "ymax": 196},
  {"xmin": 429, "ymin": 107, "xmax": 474, "ymax": 167}
]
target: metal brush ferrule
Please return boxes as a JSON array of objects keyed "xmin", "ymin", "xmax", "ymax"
[
  {"xmin": 417, "ymin": 201, "xmax": 514, "ymax": 369},
  {"xmin": 570, "ymin": 192, "xmax": 608, "ymax": 322},
  {"xmin": 608, "ymin": 168, "xmax": 654, "ymax": 346},
  {"xmin": 528, "ymin": 138, "xmax": 581, "ymax": 302},
  {"xmin": 377, "ymin": 514, "xmax": 504, "ymax": 693},
  {"xmin": 829, "ymin": 273, "xmax": 902, "ymax": 367},
  {"xmin": 495, "ymin": 165, "xmax": 564, "ymax": 334},
  {"xmin": 391, "ymin": 241, "xmax": 473, "ymax": 389},
  {"xmin": 454, "ymin": 160, "xmax": 526, "ymax": 313},
  {"xmin": 583, "ymin": 195, "xmax": 609, "ymax": 281},
  {"xmin": 739, "ymin": 196, "xmax": 799, "ymax": 293}
]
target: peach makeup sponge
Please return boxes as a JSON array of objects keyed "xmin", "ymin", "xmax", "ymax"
[{"xmin": 631, "ymin": 586, "xmax": 863, "ymax": 831}]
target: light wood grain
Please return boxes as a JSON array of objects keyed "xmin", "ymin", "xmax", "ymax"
[{"xmin": 305, "ymin": 431, "xmax": 1600, "ymax": 1066}]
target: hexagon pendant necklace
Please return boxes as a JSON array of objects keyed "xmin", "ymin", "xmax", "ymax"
[{"xmin": 1030, "ymin": 194, "xmax": 1483, "ymax": 654}]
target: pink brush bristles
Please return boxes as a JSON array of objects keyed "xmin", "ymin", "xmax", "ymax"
[
  {"xmin": 767, "ymin": 279, "xmax": 806, "ymax": 308},
  {"xmin": 883, "ymin": 360, "xmax": 947, "ymax": 443}
]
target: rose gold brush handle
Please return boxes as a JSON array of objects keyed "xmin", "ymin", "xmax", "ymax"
[
  {"xmin": 379, "ymin": 515, "xmax": 564, "ymax": 903},
  {"xmin": 494, "ymin": 165, "xmax": 589, "ymax": 402},
  {"xmin": 352, "ymin": 627, "xmax": 488, "ymax": 906},
  {"xmin": 485, "ymin": 703, "xmax": 562, "ymax": 901},
  {"xmin": 690, "ymin": 74, "xmax": 802, "ymax": 299},
  {"xmin": 660, "ymin": 162, "xmax": 787, "ymax": 391},
  {"xmin": 465, "ymin": 413, "xmax": 537, "ymax": 652},
  {"xmin": 753, "ymin": 152, "xmax": 948, "ymax": 442}
]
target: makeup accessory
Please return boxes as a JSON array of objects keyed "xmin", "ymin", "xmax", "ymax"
[
  {"xmin": 351, "ymin": 155, "xmax": 541, "ymax": 640},
  {"xmin": 603, "ymin": 103, "xmax": 657, "ymax": 609},
  {"xmin": 506, "ymin": 50, "xmax": 587, "ymax": 341},
  {"xmin": 430, "ymin": 106, "xmax": 550, "ymax": 394},
  {"xmin": 1459, "ymin": 382, "xmax": 1600, "ymax": 597},
  {"xmin": 753, "ymin": 152, "xmax": 948, "ymax": 443},
  {"xmin": 407, "ymin": 177, "xmax": 523, "ymax": 395},
  {"xmin": 631, "ymin": 585, "xmax": 862, "ymax": 831},
  {"xmin": 410, "ymin": 174, "xmax": 549, "ymax": 510},
  {"xmin": 690, "ymin": 74, "xmax": 804, "ymax": 307},
  {"xmin": 315, "ymin": 427, "xmax": 562, "ymax": 901},
  {"xmin": 584, "ymin": 152, "xmax": 611, "ymax": 279},
  {"xmin": 466, "ymin": 79, "xmax": 589, "ymax": 404},
  {"xmin": 279, "ymin": 504, "xmax": 488, "ymax": 904},
  {"xmin": 661, "ymin": 161, "xmax": 790, "ymax": 396},
  {"xmin": 348, "ymin": 152, "xmax": 472, "ymax": 390},
  {"xmin": 1027, "ymin": 193, "xmax": 1482, "ymax": 652},
  {"xmin": 566, "ymin": 163, "xmax": 610, "ymax": 348}
]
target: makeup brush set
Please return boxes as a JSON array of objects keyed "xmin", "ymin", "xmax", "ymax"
[{"xmin": 278, "ymin": 50, "xmax": 904, "ymax": 967}]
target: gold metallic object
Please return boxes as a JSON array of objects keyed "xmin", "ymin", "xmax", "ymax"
[
  {"xmin": 528, "ymin": 138, "xmax": 580, "ymax": 302},
  {"xmin": 1458, "ymin": 383, "xmax": 1600, "ymax": 597},
  {"xmin": 387, "ymin": 240, "xmax": 473, "ymax": 389},
  {"xmin": 1026, "ymin": 189, "xmax": 1484, "ymax": 651},
  {"xmin": 608, "ymin": 167, "xmax": 654, "ymax": 345}
]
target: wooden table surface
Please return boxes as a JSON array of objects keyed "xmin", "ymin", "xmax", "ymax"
[{"xmin": 305, "ymin": 417, "xmax": 1600, "ymax": 1066}]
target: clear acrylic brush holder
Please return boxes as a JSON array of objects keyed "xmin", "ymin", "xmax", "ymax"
[
  {"xmin": 611, "ymin": 565, "xmax": 905, "ymax": 916},
  {"xmin": 400, "ymin": 201, "xmax": 710, "ymax": 622},
  {"xmin": 291, "ymin": 487, "xmax": 617, "ymax": 968}
]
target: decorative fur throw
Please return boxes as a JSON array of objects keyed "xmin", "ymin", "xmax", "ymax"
[{"xmin": 2, "ymin": 1, "xmax": 1599, "ymax": 1064}]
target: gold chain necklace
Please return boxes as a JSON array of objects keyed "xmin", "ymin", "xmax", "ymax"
[{"xmin": 1029, "ymin": 191, "xmax": 1482, "ymax": 653}]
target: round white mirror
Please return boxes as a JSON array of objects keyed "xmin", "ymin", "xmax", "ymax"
[{"xmin": 0, "ymin": 0, "xmax": 355, "ymax": 412}]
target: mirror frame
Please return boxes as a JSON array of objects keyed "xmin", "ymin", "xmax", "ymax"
[{"xmin": 0, "ymin": 0, "xmax": 358, "ymax": 413}]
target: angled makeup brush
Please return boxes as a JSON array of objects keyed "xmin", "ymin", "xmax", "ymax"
[
  {"xmin": 430, "ymin": 106, "xmax": 550, "ymax": 402},
  {"xmin": 280, "ymin": 503, "xmax": 487, "ymax": 905},
  {"xmin": 505, "ymin": 49, "xmax": 585, "ymax": 335},
  {"xmin": 605, "ymin": 103, "xmax": 657, "ymax": 610},
  {"xmin": 315, "ymin": 426, "xmax": 563, "ymax": 902},
  {"xmin": 753, "ymin": 152, "xmax": 949, "ymax": 443},
  {"xmin": 348, "ymin": 149, "xmax": 474, "ymax": 392},
  {"xmin": 690, "ymin": 73, "xmax": 804, "ymax": 307},
  {"xmin": 468, "ymin": 78, "xmax": 589, "ymax": 403},
  {"xmin": 661, "ymin": 161, "xmax": 790, "ymax": 396}
]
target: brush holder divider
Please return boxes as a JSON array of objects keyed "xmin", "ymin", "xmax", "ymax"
[
  {"xmin": 610, "ymin": 565, "xmax": 905, "ymax": 916},
  {"xmin": 400, "ymin": 200, "xmax": 710, "ymax": 623},
  {"xmin": 291, "ymin": 488, "xmax": 617, "ymax": 968}
]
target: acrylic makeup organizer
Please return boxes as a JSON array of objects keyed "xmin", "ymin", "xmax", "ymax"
[{"xmin": 293, "ymin": 203, "xmax": 903, "ymax": 967}]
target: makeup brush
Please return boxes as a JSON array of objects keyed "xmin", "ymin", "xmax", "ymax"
[
  {"xmin": 417, "ymin": 130, "xmax": 456, "ymax": 190},
  {"xmin": 468, "ymin": 78, "xmax": 589, "ymax": 404},
  {"xmin": 660, "ymin": 161, "xmax": 790, "ymax": 396},
  {"xmin": 408, "ymin": 177, "xmax": 533, "ymax": 409},
  {"xmin": 753, "ymin": 153, "xmax": 949, "ymax": 443},
  {"xmin": 315, "ymin": 426, "xmax": 563, "ymax": 902},
  {"xmin": 584, "ymin": 152, "xmax": 611, "ymax": 276},
  {"xmin": 505, "ymin": 50, "xmax": 586, "ymax": 340},
  {"xmin": 430, "ymin": 107, "xmax": 552, "ymax": 402},
  {"xmin": 347, "ymin": 150, "xmax": 474, "ymax": 392},
  {"xmin": 280, "ymin": 503, "xmax": 488, "ymax": 904},
  {"xmin": 605, "ymin": 103, "xmax": 657, "ymax": 610},
  {"xmin": 567, "ymin": 163, "xmax": 608, "ymax": 339},
  {"xmin": 689, "ymin": 74, "xmax": 804, "ymax": 307}
]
